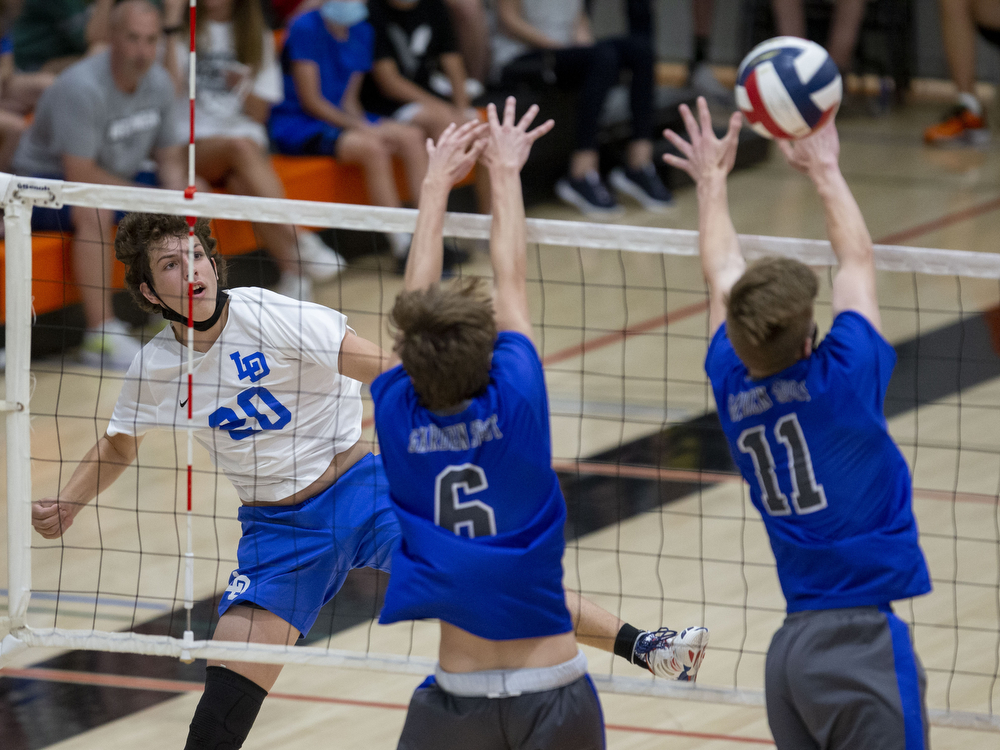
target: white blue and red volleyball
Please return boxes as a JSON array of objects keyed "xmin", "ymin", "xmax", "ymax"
[{"xmin": 735, "ymin": 37, "xmax": 842, "ymax": 140}]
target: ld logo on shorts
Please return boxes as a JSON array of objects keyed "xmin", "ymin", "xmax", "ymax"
[{"xmin": 226, "ymin": 573, "xmax": 251, "ymax": 600}]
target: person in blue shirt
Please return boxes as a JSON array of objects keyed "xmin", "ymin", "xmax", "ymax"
[
  {"xmin": 269, "ymin": 1, "xmax": 429, "ymax": 262},
  {"xmin": 663, "ymin": 98, "xmax": 933, "ymax": 749},
  {"xmin": 370, "ymin": 100, "xmax": 709, "ymax": 749}
]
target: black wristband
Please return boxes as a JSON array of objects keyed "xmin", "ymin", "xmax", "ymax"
[{"xmin": 613, "ymin": 622, "xmax": 643, "ymax": 663}]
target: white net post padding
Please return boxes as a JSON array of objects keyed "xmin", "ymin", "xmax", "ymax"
[
  {"xmin": 2, "ymin": 174, "xmax": 1000, "ymax": 733},
  {"xmin": 2, "ymin": 176, "xmax": 34, "ymax": 645}
]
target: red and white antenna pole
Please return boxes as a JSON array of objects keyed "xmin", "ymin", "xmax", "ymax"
[{"xmin": 181, "ymin": 0, "xmax": 198, "ymax": 663}]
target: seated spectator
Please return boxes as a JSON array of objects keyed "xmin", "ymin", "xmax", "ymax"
[
  {"xmin": 770, "ymin": 0, "xmax": 865, "ymax": 77},
  {"xmin": 163, "ymin": 0, "xmax": 345, "ymax": 301},
  {"xmin": 0, "ymin": 27, "xmax": 55, "ymax": 171},
  {"xmin": 11, "ymin": 0, "xmax": 115, "ymax": 74},
  {"xmin": 270, "ymin": 2, "xmax": 429, "ymax": 267},
  {"xmin": 492, "ymin": 0, "xmax": 671, "ymax": 215},
  {"xmin": 363, "ymin": 0, "xmax": 477, "ymax": 140},
  {"xmin": 363, "ymin": 0, "xmax": 489, "ymax": 212},
  {"xmin": 11, "ymin": 0, "xmax": 187, "ymax": 370},
  {"xmin": 923, "ymin": 0, "xmax": 999, "ymax": 146}
]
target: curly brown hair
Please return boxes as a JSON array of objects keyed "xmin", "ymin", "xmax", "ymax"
[
  {"xmin": 114, "ymin": 213, "xmax": 227, "ymax": 314},
  {"xmin": 391, "ymin": 278, "xmax": 498, "ymax": 411},
  {"xmin": 726, "ymin": 257, "xmax": 818, "ymax": 376}
]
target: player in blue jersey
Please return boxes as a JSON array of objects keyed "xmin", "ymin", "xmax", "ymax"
[
  {"xmin": 663, "ymin": 97, "xmax": 933, "ymax": 749},
  {"xmin": 370, "ymin": 101, "xmax": 709, "ymax": 749}
]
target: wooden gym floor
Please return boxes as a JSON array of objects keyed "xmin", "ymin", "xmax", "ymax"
[{"xmin": 3, "ymin": 101, "xmax": 1000, "ymax": 748}]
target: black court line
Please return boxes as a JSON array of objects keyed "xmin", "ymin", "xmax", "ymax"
[{"xmin": 2, "ymin": 307, "xmax": 999, "ymax": 749}]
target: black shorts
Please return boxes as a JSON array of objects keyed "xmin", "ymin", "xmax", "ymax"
[
  {"xmin": 765, "ymin": 605, "xmax": 929, "ymax": 750},
  {"xmin": 397, "ymin": 664, "xmax": 605, "ymax": 750}
]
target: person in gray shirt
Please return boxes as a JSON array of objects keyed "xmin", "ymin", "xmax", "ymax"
[{"xmin": 12, "ymin": 0, "xmax": 187, "ymax": 371}]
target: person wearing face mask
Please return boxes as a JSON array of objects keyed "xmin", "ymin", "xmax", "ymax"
[{"xmin": 270, "ymin": 0, "xmax": 431, "ymax": 268}]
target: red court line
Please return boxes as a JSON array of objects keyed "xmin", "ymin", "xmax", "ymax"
[
  {"xmin": 0, "ymin": 667, "xmax": 774, "ymax": 744},
  {"xmin": 876, "ymin": 196, "xmax": 1000, "ymax": 245}
]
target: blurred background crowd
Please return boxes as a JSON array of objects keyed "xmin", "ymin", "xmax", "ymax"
[{"xmin": 0, "ymin": 0, "xmax": 997, "ymax": 369}]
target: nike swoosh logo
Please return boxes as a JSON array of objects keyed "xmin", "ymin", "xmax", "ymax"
[{"xmin": 180, "ymin": 398, "xmax": 189, "ymax": 408}]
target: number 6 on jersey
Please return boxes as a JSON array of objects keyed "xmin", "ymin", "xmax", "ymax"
[{"xmin": 435, "ymin": 464, "xmax": 497, "ymax": 538}]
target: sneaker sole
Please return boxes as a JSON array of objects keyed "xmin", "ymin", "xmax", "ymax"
[
  {"xmin": 608, "ymin": 171, "xmax": 673, "ymax": 213},
  {"xmin": 926, "ymin": 129, "xmax": 991, "ymax": 149},
  {"xmin": 555, "ymin": 180, "xmax": 625, "ymax": 217}
]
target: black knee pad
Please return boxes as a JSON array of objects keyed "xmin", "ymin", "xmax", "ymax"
[{"xmin": 184, "ymin": 666, "xmax": 268, "ymax": 750}]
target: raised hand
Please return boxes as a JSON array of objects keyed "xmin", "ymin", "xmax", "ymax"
[
  {"xmin": 32, "ymin": 498, "xmax": 76, "ymax": 540},
  {"xmin": 425, "ymin": 119, "xmax": 490, "ymax": 190},
  {"xmin": 481, "ymin": 96, "xmax": 554, "ymax": 173},
  {"xmin": 776, "ymin": 121, "xmax": 841, "ymax": 176},
  {"xmin": 662, "ymin": 97, "xmax": 742, "ymax": 186}
]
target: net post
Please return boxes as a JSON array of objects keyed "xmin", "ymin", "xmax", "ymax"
[{"xmin": 3, "ymin": 198, "xmax": 34, "ymax": 630}]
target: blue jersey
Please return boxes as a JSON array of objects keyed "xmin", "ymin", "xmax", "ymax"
[
  {"xmin": 371, "ymin": 331, "xmax": 573, "ymax": 640},
  {"xmin": 705, "ymin": 311, "xmax": 931, "ymax": 612},
  {"xmin": 269, "ymin": 11, "xmax": 374, "ymax": 152}
]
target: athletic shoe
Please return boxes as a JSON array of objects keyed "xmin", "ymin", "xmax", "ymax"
[
  {"xmin": 689, "ymin": 62, "xmax": 735, "ymax": 108},
  {"xmin": 79, "ymin": 318, "xmax": 143, "ymax": 371},
  {"xmin": 273, "ymin": 272, "xmax": 314, "ymax": 302},
  {"xmin": 609, "ymin": 165, "xmax": 673, "ymax": 213},
  {"xmin": 296, "ymin": 230, "xmax": 347, "ymax": 283},
  {"xmin": 634, "ymin": 626, "xmax": 709, "ymax": 681},
  {"xmin": 555, "ymin": 172, "xmax": 624, "ymax": 216},
  {"xmin": 924, "ymin": 106, "xmax": 990, "ymax": 147}
]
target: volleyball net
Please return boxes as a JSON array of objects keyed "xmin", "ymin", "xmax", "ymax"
[{"xmin": 1, "ymin": 174, "xmax": 999, "ymax": 731}]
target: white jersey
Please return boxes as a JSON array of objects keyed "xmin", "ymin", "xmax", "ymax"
[{"xmin": 107, "ymin": 288, "xmax": 363, "ymax": 503}]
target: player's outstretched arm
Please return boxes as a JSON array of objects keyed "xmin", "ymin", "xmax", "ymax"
[
  {"xmin": 403, "ymin": 119, "xmax": 488, "ymax": 293},
  {"xmin": 778, "ymin": 124, "xmax": 880, "ymax": 331},
  {"xmin": 480, "ymin": 96, "xmax": 553, "ymax": 339},
  {"xmin": 663, "ymin": 97, "xmax": 744, "ymax": 336},
  {"xmin": 32, "ymin": 432, "xmax": 142, "ymax": 539}
]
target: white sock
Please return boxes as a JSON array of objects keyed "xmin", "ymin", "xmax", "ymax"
[
  {"xmin": 958, "ymin": 91, "xmax": 982, "ymax": 116},
  {"xmin": 389, "ymin": 232, "xmax": 412, "ymax": 260}
]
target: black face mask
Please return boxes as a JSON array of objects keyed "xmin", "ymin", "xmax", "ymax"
[{"xmin": 148, "ymin": 259, "xmax": 229, "ymax": 332}]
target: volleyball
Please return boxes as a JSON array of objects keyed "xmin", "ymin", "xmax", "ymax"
[{"xmin": 735, "ymin": 37, "xmax": 842, "ymax": 140}]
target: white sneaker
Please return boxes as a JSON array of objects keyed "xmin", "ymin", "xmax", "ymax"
[
  {"xmin": 273, "ymin": 273, "xmax": 313, "ymax": 302},
  {"xmin": 689, "ymin": 63, "xmax": 735, "ymax": 108},
  {"xmin": 296, "ymin": 231, "xmax": 346, "ymax": 283},
  {"xmin": 635, "ymin": 626, "xmax": 709, "ymax": 681},
  {"xmin": 79, "ymin": 318, "xmax": 143, "ymax": 371}
]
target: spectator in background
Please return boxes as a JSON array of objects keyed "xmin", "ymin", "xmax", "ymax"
[
  {"xmin": 923, "ymin": 0, "xmax": 999, "ymax": 146},
  {"xmin": 163, "ymin": 0, "xmax": 346, "ymax": 301},
  {"xmin": 770, "ymin": 0, "xmax": 865, "ymax": 77},
  {"xmin": 11, "ymin": 0, "xmax": 116, "ymax": 74},
  {"xmin": 0, "ymin": 0, "xmax": 55, "ymax": 172},
  {"xmin": 363, "ymin": 0, "xmax": 477, "ymax": 143},
  {"xmin": 270, "ymin": 1, "xmax": 429, "ymax": 268},
  {"xmin": 619, "ymin": 0, "xmax": 733, "ymax": 106},
  {"xmin": 493, "ymin": 0, "xmax": 672, "ymax": 216},
  {"xmin": 441, "ymin": 0, "xmax": 489, "ymax": 83},
  {"xmin": 11, "ymin": 0, "xmax": 187, "ymax": 370}
]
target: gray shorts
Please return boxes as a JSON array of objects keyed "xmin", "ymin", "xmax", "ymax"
[
  {"xmin": 397, "ymin": 653, "xmax": 605, "ymax": 750},
  {"xmin": 766, "ymin": 605, "xmax": 929, "ymax": 750}
]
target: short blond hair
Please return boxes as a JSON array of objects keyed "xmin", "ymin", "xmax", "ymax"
[{"xmin": 726, "ymin": 257, "xmax": 818, "ymax": 375}]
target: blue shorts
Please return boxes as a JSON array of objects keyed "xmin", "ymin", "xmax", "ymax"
[
  {"xmin": 271, "ymin": 112, "xmax": 381, "ymax": 156},
  {"xmin": 219, "ymin": 452, "xmax": 400, "ymax": 637}
]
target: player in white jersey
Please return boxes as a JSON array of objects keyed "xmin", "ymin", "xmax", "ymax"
[{"xmin": 32, "ymin": 210, "xmax": 707, "ymax": 749}]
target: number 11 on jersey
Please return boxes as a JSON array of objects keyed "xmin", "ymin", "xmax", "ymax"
[{"xmin": 737, "ymin": 413, "xmax": 828, "ymax": 516}]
